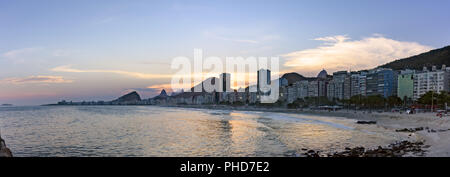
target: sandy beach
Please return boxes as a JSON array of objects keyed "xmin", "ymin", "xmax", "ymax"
[
  {"xmin": 364, "ymin": 112, "xmax": 450, "ymax": 157},
  {"xmin": 166, "ymin": 105, "xmax": 450, "ymax": 157}
]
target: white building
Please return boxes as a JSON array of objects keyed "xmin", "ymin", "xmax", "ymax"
[
  {"xmin": 327, "ymin": 80, "xmax": 335, "ymax": 100},
  {"xmin": 350, "ymin": 73, "xmax": 361, "ymax": 96},
  {"xmin": 286, "ymin": 85, "xmax": 298, "ymax": 103},
  {"xmin": 247, "ymin": 85, "xmax": 258, "ymax": 104},
  {"xmin": 283, "ymin": 80, "xmax": 310, "ymax": 103},
  {"xmin": 413, "ymin": 65, "xmax": 450, "ymax": 100},
  {"xmin": 330, "ymin": 71, "xmax": 348, "ymax": 100},
  {"xmin": 358, "ymin": 72, "xmax": 368, "ymax": 97},
  {"xmin": 296, "ymin": 80, "xmax": 309, "ymax": 99},
  {"xmin": 350, "ymin": 71, "xmax": 367, "ymax": 97}
]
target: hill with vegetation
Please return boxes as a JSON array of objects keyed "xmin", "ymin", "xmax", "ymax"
[
  {"xmin": 281, "ymin": 72, "xmax": 307, "ymax": 85},
  {"xmin": 379, "ymin": 45, "xmax": 450, "ymax": 70},
  {"xmin": 112, "ymin": 91, "xmax": 141, "ymax": 104}
]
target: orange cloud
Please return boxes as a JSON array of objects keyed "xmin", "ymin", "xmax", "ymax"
[
  {"xmin": 146, "ymin": 83, "xmax": 174, "ymax": 93},
  {"xmin": 1, "ymin": 76, "xmax": 73, "ymax": 84},
  {"xmin": 51, "ymin": 65, "xmax": 173, "ymax": 79}
]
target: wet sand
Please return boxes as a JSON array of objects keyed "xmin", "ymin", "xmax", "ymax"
[{"xmin": 165, "ymin": 105, "xmax": 450, "ymax": 157}]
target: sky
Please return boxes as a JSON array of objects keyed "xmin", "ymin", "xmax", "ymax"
[{"xmin": 0, "ymin": 0, "xmax": 449, "ymax": 105}]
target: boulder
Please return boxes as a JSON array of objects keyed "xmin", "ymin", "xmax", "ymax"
[{"xmin": 0, "ymin": 136, "xmax": 13, "ymax": 157}]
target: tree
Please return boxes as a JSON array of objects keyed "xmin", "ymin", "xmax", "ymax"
[
  {"xmin": 317, "ymin": 96, "xmax": 332, "ymax": 106},
  {"xmin": 341, "ymin": 99, "xmax": 350, "ymax": 110},
  {"xmin": 367, "ymin": 95, "xmax": 385, "ymax": 110},
  {"xmin": 294, "ymin": 98, "xmax": 305, "ymax": 105},
  {"xmin": 418, "ymin": 91, "xmax": 436, "ymax": 105},
  {"xmin": 387, "ymin": 96, "xmax": 402, "ymax": 108},
  {"xmin": 260, "ymin": 100, "xmax": 284, "ymax": 108},
  {"xmin": 288, "ymin": 98, "xmax": 305, "ymax": 109},
  {"xmin": 417, "ymin": 91, "xmax": 450, "ymax": 111},
  {"xmin": 436, "ymin": 92, "xmax": 450, "ymax": 107},
  {"xmin": 350, "ymin": 95, "xmax": 363, "ymax": 107},
  {"xmin": 232, "ymin": 101, "xmax": 244, "ymax": 106}
]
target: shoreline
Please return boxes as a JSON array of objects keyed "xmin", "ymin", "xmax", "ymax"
[
  {"xmin": 161, "ymin": 104, "xmax": 450, "ymax": 157},
  {"xmin": 8, "ymin": 104, "xmax": 450, "ymax": 157}
]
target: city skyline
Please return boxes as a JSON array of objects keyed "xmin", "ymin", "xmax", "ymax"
[{"xmin": 1, "ymin": 0, "xmax": 450, "ymax": 105}]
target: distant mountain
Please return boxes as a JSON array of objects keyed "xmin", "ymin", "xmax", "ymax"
[
  {"xmin": 281, "ymin": 73, "xmax": 307, "ymax": 85},
  {"xmin": 159, "ymin": 89, "xmax": 168, "ymax": 97},
  {"xmin": 190, "ymin": 77, "xmax": 218, "ymax": 92},
  {"xmin": 112, "ymin": 91, "xmax": 141, "ymax": 104},
  {"xmin": 152, "ymin": 89, "xmax": 168, "ymax": 100},
  {"xmin": 280, "ymin": 72, "xmax": 317, "ymax": 85},
  {"xmin": 379, "ymin": 45, "xmax": 450, "ymax": 70}
]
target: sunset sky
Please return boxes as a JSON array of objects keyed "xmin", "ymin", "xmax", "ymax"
[{"xmin": 1, "ymin": 0, "xmax": 449, "ymax": 105}]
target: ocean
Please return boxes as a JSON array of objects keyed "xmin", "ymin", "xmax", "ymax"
[{"xmin": 0, "ymin": 106, "xmax": 405, "ymax": 157}]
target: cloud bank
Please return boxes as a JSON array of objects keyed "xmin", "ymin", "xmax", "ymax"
[
  {"xmin": 1, "ymin": 76, "xmax": 73, "ymax": 84},
  {"xmin": 51, "ymin": 65, "xmax": 173, "ymax": 79},
  {"xmin": 2, "ymin": 48, "xmax": 42, "ymax": 58},
  {"xmin": 283, "ymin": 35, "xmax": 432, "ymax": 76}
]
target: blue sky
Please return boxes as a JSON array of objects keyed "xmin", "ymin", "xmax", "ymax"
[{"xmin": 0, "ymin": 0, "xmax": 449, "ymax": 105}]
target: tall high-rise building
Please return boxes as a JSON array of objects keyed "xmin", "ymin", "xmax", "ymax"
[
  {"xmin": 327, "ymin": 80, "xmax": 336, "ymax": 100},
  {"xmin": 331, "ymin": 71, "xmax": 348, "ymax": 100},
  {"xmin": 358, "ymin": 71, "xmax": 368, "ymax": 97},
  {"xmin": 286, "ymin": 85, "xmax": 298, "ymax": 103},
  {"xmin": 350, "ymin": 72, "xmax": 361, "ymax": 97},
  {"xmin": 217, "ymin": 73, "xmax": 231, "ymax": 103},
  {"xmin": 257, "ymin": 69, "xmax": 271, "ymax": 93},
  {"xmin": 366, "ymin": 68, "xmax": 397, "ymax": 98},
  {"xmin": 397, "ymin": 69, "xmax": 415, "ymax": 100},
  {"xmin": 366, "ymin": 71, "xmax": 377, "ymax": 96},
  {"xmin": 349, "ymin": 71, "xmax": 367, "ymax": 97},
  {"xmin": 446, "ymin": 65, "xmax": 450, "ymax": 92},
  {"xmin": 296, "ymin": 80, "xmax": 309, "ymax": 99},
  {"xmin": 344, "ymin": 75, "xmax": 352, "ymax": 99},
  {"xmin": 316, "ymin": 69, "xmax": 329, "ymax": 98},
  {"xmin": 307, "ymin": 81, "xmax": 319, "ymax": 97},
  {"xmin": 219, "ymin": 73, "xmax": 231, "ymax": 92}
]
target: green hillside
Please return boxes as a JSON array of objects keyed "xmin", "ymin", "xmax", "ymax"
[{"xmin": 379, "ymin": 45, "xmax": 450, "ymax": 70}]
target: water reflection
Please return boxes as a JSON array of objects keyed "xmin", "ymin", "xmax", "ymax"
[{"xmin": 0, "ymin": 106, "xmax": 405, "ymax": 157}]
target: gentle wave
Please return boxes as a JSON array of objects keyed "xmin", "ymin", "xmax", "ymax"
[{"xmin": 0, "ymin": 106, "xmax": 403, "ymax": 157}]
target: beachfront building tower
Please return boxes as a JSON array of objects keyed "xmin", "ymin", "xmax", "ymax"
[
  {"xmin": 331, "ymin": 71, "xmax": 348, "ymax": 100},
  {"xmin": 366, "ymin": 68, "xmax": 398, "ymax": 98},
  {"xmin": 218, "ymin": 73, "xmax": 231, "ymax": 103},
  {"xmin": 219, "ymin": 73, "xmax": 231, "ymax": 92},
  {"xmin": 413, "ymin": 65, "xmax": 450, "ymax": 100},
  {"xmin": 317, "ymin": 69, "xmax": 329, "ymax": 98},
  {"xmin": 397, "ymin": 69, "xmax": 415, "ymax": 101},
  {"xmin": 257, "ymin": 69, "xmax": 271, "ymax": 94}
]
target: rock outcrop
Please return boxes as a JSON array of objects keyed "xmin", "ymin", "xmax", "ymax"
[
  {"xmin": 281, "ymin": 73, "xmax": 307, "ymax": 85},
  {"xmin": 302, "ymin": 141, "xmax": 426, "ymax": 157},
  {"xmin": 111, "ymin": 91, "xmax": 142, "ymax": 105},
  {"xmin": 356, "ymin": 121, "xmax": 377, "ymax": 124},
  {"xmin": 153, "ymin": 89, "xmax": 168, "ymax": 99},
  {"xmin": 0, "ymin": 135, "xmax": 13, "ymax": 157}
]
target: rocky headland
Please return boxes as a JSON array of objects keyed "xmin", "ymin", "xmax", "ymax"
[
  {"xmin": 302, "ymin": 141, "xmax": 427, "ymax": 157},
  {"xmin": 0, "ymin": 135, "xmax": 13, "ymax": 157}
]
